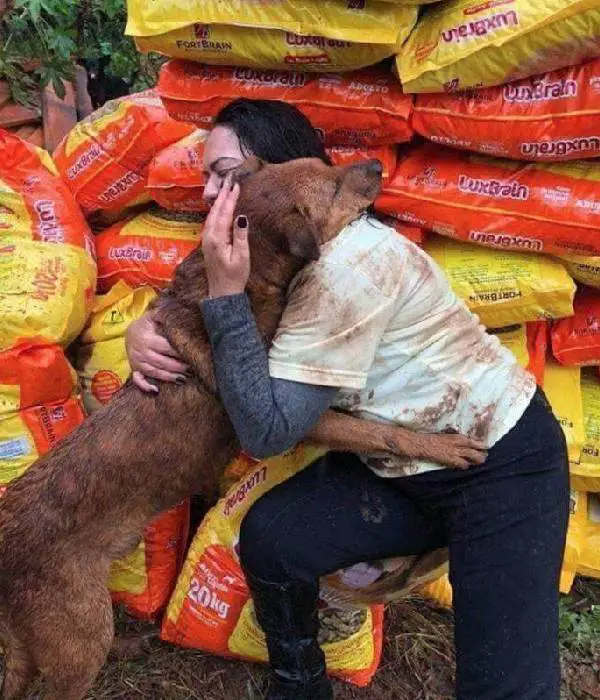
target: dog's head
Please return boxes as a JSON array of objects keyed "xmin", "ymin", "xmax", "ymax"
[{"xmin": 233, "ymin": 156, "xmax": 382, "ymax": 263}]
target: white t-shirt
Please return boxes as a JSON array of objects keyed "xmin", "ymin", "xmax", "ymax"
[{"xmin": 268, "ymin": 215, "xmax": 537, "ymax": 478}]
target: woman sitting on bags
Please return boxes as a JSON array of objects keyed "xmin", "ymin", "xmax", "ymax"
[{"xmin": 126, "ymin": 99, "xmax": 569, "ymax": 700}]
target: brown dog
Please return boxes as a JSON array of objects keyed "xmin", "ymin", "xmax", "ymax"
[{"xmin": 0, "ymin": 157, "xmax": 477, "ymax": 700}]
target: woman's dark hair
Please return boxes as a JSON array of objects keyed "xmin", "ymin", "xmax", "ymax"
[{"xmin": 214, "ymin": 98, "xmax": 332, "ymax": 165}]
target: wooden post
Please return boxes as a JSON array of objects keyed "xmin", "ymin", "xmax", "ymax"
[{"xmin": 42, "ymin": 79, "xmax": 78, "ymax": 153}]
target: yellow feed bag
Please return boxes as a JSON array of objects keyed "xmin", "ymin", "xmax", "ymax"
[
  {"xmin": 544, "ymin": 359, "xmax": 585, "ymax": 464},
  {"xmin": 129, "ymin": 0, "xmax": 417, "ymax": 71},
  {"xmin": 0, "ymin": 236, "xmax": 96, "ymax": 351},
  {"xmin": 561, "ymin": 489, "xmax": 589, "ymax": 593},
  {"xmin": 424, "ymin": 236, "xmax": 575, "ymax": 328},
  {"xmin": 571, "ymin": 369, "xmax": 600, "ymax": 492},
  {"xmin": 75, "ymin": 281, "xmax": 157, "ymax": 414},
  {"xmin": 126, "ymin": 0, "xmax": 415, "ymax": 44},
  {"xmin": 560, "ymin": 254, "xmax": 600, "ymax": 289},
  {"xmin": 399, "ymin": 0, "xmax": 600, "ymax": 93},
  {"xmin": 421, "ymin": 573, "xmax": 453, "ymax": 608},
  {"xmin": 579, "ymin": 493, "xmax": 600, "ymax": 579},
  {"xmin": 161, "ymin": 445, "xmax": 386, "ymax": 687}
]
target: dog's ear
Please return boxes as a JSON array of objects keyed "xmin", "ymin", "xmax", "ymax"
[
  {"xmin": 232, "ymin": 156, "xmax": 264, "ymax": 184},
  {"xmin": 287, "ymin": 207, "xmax": 321, "ymax": 261}
]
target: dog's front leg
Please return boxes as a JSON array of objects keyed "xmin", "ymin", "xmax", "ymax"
[{"xmin": 308, "ymin": 410, "xmax": 486, "ymax": 470}]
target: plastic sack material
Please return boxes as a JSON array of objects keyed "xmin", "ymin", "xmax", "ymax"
[
  {"xmin": 578, "ymin": 492, "xmax": 600, "ymax": 579},
  {"xmin": 95, "ymin": 208, "xmax": 204, "ymax": 293},
  {"xmin": 0, "ymin": 236, "xmax": 96, "ymax": 351},
  {"xmin": 74, "ymin": 281, "xmax": 157, "ymax": 415},
  {"xmin": 161, "ymin": 445, "xmax": 385, "ymax": 688},
  {"xmin": 376, "ymin": 144, "xmax": 600, "ymax": 258},
  {"xmin": 0, "ymin": 129, "xmax": 93, "ymax": 253},
  {"xmin": 398, "ymin": 0, "xmax": 600, "ymax": 93},
  {"xmin": 0, "ymin": 340, "xmax": 85, "ymax": 486},
  {"xmin": 544, "ymin": 358, "xmax": 585, "ymax": 464},
  {"xmin": 158, "ymin": 61, "xmax": 414, "ymax": 146},
  {"xmin": 126, "ymin": 0, "xmax": 417, "ymax": 45},
  {"xmin": 490, "ymin": 321, "xmax": 548, "ymax": 386},
  {"xmin": 413, "ymin": 59, "xmax": 600, "ymax": 161},
  {"xmin": 147, "ymin": 130, "xmax": 209, "ymax": 212},
  {"xmin": 135, "ymin": 26, "xmax": 405, "ymax": 72},
  {"xmin": 54, "ymin": 91, "xmax": 195, "ymax": 217},
  {"xmin": 327, "ymin": 146, "xmax": 398, "ymax": 186},
  {"xmin": 561, "ymin": 253, "xmax": 600, "ymax": 288},
  {"xmin": 424, "ymin": 235, "xmax": 575, "ymax": 328},
  {"xmin": 552, "ymin": 287, "xmax": 600, "ymax": 366},
  {"xmin": 109, "ymin": 500, "xmax": 190, "ymax": 620},
  {"xmin": 561, "ymin": 489, "xmax": 589, "ymax": 593},
  {"xmin": 571, "ymin": 369, "xmax": 600, "ymax": 492}
]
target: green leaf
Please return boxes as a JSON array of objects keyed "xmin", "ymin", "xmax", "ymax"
[{"xmin": 48, "ymin": 32, "xmax": 76, "ymax": 60}]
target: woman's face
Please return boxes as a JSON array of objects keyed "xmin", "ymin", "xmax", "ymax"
[{"xmin": 202, "ymin": 125, "xmax": 247, "ymax": 204}]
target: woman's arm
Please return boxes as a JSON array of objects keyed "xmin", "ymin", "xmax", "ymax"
[
  {"xmin": 203, "ymin": 293, "xmax": 487, "ymax": 467},
  {"xmin": 202, "ymin": 293, "xmax": 336, "ymax": 458}
]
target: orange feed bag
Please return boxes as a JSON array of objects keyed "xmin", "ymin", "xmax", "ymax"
[
  {"xmin": 413, "ymin": 59, "xmax": 600, "ymax": 162},
  {"xmin": 54, "ymin": 92, "xmax": 195, "ymax": 217},
  {"xmin": 158, "ymin": 61, "xmax": 414, "ymax": 147},
  {"xmin": 552, "ymin": 287, "xmax": 600, "ymax": 366},
  {"xmin": 0, "ymin": 129, "xmax": 93, "ymax": 252},
  {"xmin": 109, "ymin": 500, "xmax": 190, "ymax": 620},
  {"xmin": 0, "ymin": 340, "xmax": 85, "ymax": 486},
  {"xmin": 327, "ymin": 146, "xmax": 397, "ymax": 186},
  {"xmin": 147, "ymin": 130, "xmax": 209, "ymax": 212},
  {"xmin": 162, "ymin": 447, "xmax": 384, "ymax": 687},
  {"xmin": 376, "ymin": 144, "xmax": 600, "ymax": 258},
  {"xmin": 95, "ymin": 208, "xmax": 204, "ymax": 292}
]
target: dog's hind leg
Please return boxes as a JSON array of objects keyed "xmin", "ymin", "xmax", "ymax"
[
  {"xmin": 1, "ymin": 639, "xmax": 36, "ymax": 700},
  {"xmin": 35, "ymin": 588, "xmax": 114, "ymax": 700}
]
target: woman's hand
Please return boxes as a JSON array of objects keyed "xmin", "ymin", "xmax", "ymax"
[
  {"xmin": 202, "ymin": 177, "xmax": 250, "ymax": 298},
  {"xmin": 125, "ymin": 311, "xmax": 190, "ymax": 393}
]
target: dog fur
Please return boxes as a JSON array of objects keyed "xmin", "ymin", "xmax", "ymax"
[{"xmin": 0, "ymin": 157, "xmax": 385, "ymax": 700}]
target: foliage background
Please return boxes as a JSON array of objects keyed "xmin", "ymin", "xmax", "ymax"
[{"xmin": 0, "ymin": 0, "xmax": 161, "ymax": 104}]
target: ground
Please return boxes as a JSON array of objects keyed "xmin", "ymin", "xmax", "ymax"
[{"xmin": 73, "ymin": 576, "xmax": 599, "ymax": 700}]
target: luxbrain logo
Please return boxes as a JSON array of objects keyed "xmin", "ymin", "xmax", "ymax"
[
  {"xmin": 457, "ymin": 175, "xmax": 529, "ymax": 200},
  {"xmin": 441, "ymin": 10, "xmax": 518, "ymax": 43}
]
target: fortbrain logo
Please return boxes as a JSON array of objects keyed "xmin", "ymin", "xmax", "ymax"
[{"xmin": 91, "ymin": 371, "xmax": 123, "ymax": 405}]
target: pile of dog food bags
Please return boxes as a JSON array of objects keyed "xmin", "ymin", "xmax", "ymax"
[
  {"xmin": 3, "ymin": 0, "xmax": 600, "ymax": 688},
  {"xmin": 0, "ymin": 130, "xmax": 95, "ymax": 491}
]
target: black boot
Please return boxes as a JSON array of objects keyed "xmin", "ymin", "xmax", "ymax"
[{"xmin": 245, "ymin": 571, "xmax": 334, "ymax": 700}]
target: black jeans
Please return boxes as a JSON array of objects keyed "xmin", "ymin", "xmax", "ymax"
[{"xmin": 239, "ymin": 390, "xmax": 570, "ymax": 699}]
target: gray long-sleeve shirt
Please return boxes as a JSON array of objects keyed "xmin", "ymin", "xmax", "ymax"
[{"xmin": 201, "ymin": 293, "xmax": 336, "ymax": 459}]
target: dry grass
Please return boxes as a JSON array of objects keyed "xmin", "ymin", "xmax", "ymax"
[{"xmin": 4, "ymin": 578, "xmax": 598, "ymax": 699}]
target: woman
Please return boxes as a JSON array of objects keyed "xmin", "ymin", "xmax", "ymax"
[{"xmin": 126, "ymin": 99, "xmax": 569, "ymax": 700}]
